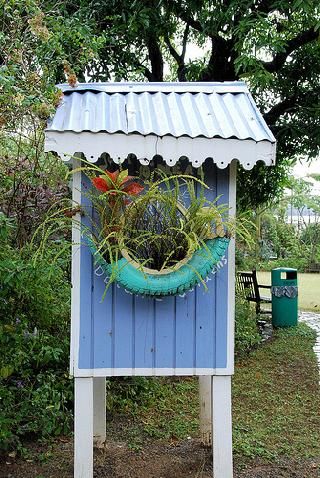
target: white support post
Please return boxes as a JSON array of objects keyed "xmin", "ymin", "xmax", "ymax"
[
  {"xmin": 212, "ymin": 375, "xmax": 233, "ymax": 478},
  {"xmin": 74, "ymin": 377, "xmax": 94, "ymax": 478},
  {"xmin": 93, "ymin": 377, "xmax": 106, "ymax": 447},
  {"xmin": 199, "ymin": 376, "xmax": 212, "ymax": 446}
]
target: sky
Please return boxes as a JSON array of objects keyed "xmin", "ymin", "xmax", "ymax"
[{"xmin": 292, "ymin": 157, "xmax": 320, "ymax": 194}]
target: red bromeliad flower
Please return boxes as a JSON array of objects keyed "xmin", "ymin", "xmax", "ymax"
[
  {"xmin": 91, "ymin": 169, "xmax": 144, "ymax": 196},
  {"xmin": 92, "ymin": 176, "xmax": 109, "ymax": 193}
]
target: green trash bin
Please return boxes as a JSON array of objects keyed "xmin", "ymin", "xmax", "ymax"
[{"xmin": 271, "ymin": 267, "xmax": 298, "ymax": 327}]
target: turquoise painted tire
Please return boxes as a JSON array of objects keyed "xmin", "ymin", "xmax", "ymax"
[{"xmin": 88, "ymin": 237, "xmax": 230, "ymax": 297}]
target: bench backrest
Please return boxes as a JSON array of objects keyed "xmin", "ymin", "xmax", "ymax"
[{"xmin": 236, "ymin": 270, "xmax": 260, "ymax": 302}]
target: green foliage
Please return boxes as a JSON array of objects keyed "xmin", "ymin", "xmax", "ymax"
[
  {"xmin": 0, "ymin": 217, "xmax": 72, "ymax": 452},
  {"xmin": 237, "ymin": 160, "xmax": 291, "ymax": 211},
  {"xmin": 0, "ymin": 140, "xmax": 68, "ymax": 247},
  {"xmin": 1, "ymin": 1, "xmax": 318, "ymax": 208},
  {"xmin": 0, "ymin": 0, "xmax": 105, "ymax": 131},
  {"xmin": 237, "ymin": 175, "xmax": 320, "ymax": 271},
  {"xmin": 235, "ymin": 296, "xmax": 261, "ymax": 356},
  {"xmin": 42, "ymin": 0, "xmax": 320, "ymax": 207},
  {"xmin": 122, "ymin": 172, "xmax": 231, "ymax": 271},
  {"xmin": 0, "ymin": 218, "xmax": 70, "ymax": 330}
]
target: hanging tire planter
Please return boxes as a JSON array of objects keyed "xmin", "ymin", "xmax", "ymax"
[
  {"xmin": 82, "ymin": 167, "xmax": 232, "ymax": 297},
  {"xmin": 88, "ymin": 236, "xmax": 230, "ymax": 297}
]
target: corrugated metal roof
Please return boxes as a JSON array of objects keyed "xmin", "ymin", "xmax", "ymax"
[{"xmin": 46, "ymin": 82, "xmax": 275, "ymax": 143}]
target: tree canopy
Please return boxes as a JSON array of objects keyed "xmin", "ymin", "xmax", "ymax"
[{"xmin": 1, "ymin": 0, "xmax": 319, "ymax": 208}]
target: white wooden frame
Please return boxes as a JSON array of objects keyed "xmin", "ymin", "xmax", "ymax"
[
  {"xmin": 72, "ymin": 162, "xmax": 237, "ymax": 477},
  {"xmin": 74, "ymin": 378, "xmax": 93, "ymax": 478},
  {"xmin": 199, "ymin": 160, "xmax": 236, "ymax": 454},
  {"xmin": 70, "ymin": 158, "xmax": 235, "ymax": 378},
  {"xmin": 212, "ymin": 376, "xmax": 233, "ymax": 477}
]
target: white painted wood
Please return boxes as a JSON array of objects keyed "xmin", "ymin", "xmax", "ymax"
[
  {"xmin": 45, "ymin": 132, "xmax": 276, "ymax": 170},
  {"xmin": 73, "ymin": 366, "xmax": 235, "ymax": 377},
  {"xmin": 74, "ymin": 377, "xmax": 93, "ymax": 478},
  {"xmin": 70, "ymin": 159, "xmax": 82, "ymax": 375},
  {"xmin": 212, "ymin": 375, "xmax": 233, "ymax": 478},
  {"xmin": 227, "ymin": 160, "xmax": 237, "ymax": 374},
  {"xmin": 93, "ymin": 377, "xmax": 106, "ymax": 446},
  {"xmin": 199, "ymin": 376, "xmax": 212, "ymax": 446}
]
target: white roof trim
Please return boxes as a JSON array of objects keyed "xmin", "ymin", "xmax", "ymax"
[{"xmin": 45, "ymin": 131, "xmax": 276, "ymax": 170}]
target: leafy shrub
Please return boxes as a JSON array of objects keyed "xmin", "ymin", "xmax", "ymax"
[
  {"xmin": 105, "ymin": 377, "xmax": 156, "ymax": 413},
  {"xmin": 260, "ymin": 256, "xmax": 309, "ymax": 272},
  {"xmin": 0, "ymin": 141, "xmax": 69, "ymax": 248},
  {"xmin": 0, "ymin": 323, "xmax": 73, "ymax": 451},
  {"xmin": 0, "ymin": 231, "xmax": 70, "ymax": 331},
  {"xmin": 235, "ymin": 296, "xmax": 261, "ymax": 355},
  {"xmin": 0, "ymin": 215, "xmax": 72, "ymax": 452}
]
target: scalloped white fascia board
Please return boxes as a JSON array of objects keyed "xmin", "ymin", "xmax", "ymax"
[{"xmin": 44, "ymin": 131, "xmax": 276, "ymax": 170}]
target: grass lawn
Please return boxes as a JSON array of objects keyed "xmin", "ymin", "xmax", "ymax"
[
  {"xmin": 233, "ymin": 324, "xmax": 320, "ymax": 461},
  {"xmin": 106, "ymin": 323, "xmax": 320, "ymax": 463},
  {"xmin": 2, "ymin": 324, "xmax": 319, "ymax": 477},
  {"xmin": 257, "ymin": 271, "xmax": 320, "ymax": 312}
]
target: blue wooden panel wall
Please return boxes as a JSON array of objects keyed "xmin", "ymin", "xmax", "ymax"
[{"xmin": 76, "ymin": 161, "xmax": 230, "ymax": 375}]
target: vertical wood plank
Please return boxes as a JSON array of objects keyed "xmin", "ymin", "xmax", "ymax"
[
  {"xmin": 195, "ymin": 284, "xmax": 215, "ymax": 368},
  {"xmin": 93, "ymin": 278, "xmax": 113, "ymax": 369},
  {"xmin": 175, "ymin": 294, "xmax": 196, "ymax": 369},
  {"xmin": 74, "ymin": 377, "xmax": 93, "ymax": 478},
  {"xmin": 195, "ymin": 163, "xmax": 216, "ymax": 369},
  {"xmin": 114, "ymin": 287, "xmax": 134, "ymax": 368},
  {"xmin": 154, "ymin": 297, "xmax": 175, "ymax": 370},
  {"xmin": 212, "ymin": 375, "xmax": 233, "ymax": 478},
  {"xmin": 134, "ymin": 296, "xmax": 155, "ymax": 369},
  {"xmin": 93, "ymin": 377, "xmax": 106, "ymax": 446}
]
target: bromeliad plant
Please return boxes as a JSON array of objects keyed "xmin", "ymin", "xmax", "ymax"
[
  {"xmin": 91, "ymin": 169, "xmax": 144, "ymax": 197},
  {"xmin": 90, "ymin": 168, "xmax": 144, "ymax": 241},
  {"xmin": 69, "ymin": 161, "xmax": 252, "ymax": 295}
]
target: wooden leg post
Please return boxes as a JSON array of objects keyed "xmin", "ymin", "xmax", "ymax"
[
  {"xmin": 74, "ymin": 377, "xmax": 94, "ymax": 478},
  {"xmin": 212, "ymin": 375, "xmax": 233, "ymax": 478},
  {"xmin": 199, "ymin": 376, "xmax": 212, "ymax": 446},
  {"xmin": 93, "ymin": 377, "xmax": 106, "ymax": 446}
]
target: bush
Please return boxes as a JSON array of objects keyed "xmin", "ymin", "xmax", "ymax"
[
  {"xmin": 259, "ymin": 256, "xmax": 309, "ymax": 272},
  {"xmin": 235, "ymin": 296, "xmax": 261, "ymax": 355},
  {"xmin": 0, "ymin": 323, "xmax": 73, "ymax": 452},
  {"xmin": 0, "ymin": 215, "xmax": 72, "ymax": 453}
]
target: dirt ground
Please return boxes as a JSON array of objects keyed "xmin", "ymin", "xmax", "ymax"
[{"xmin": 1, "ymin": 438, "xmax": 319, "ymax": 478}]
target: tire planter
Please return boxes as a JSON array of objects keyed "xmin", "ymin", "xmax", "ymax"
[{"xmin": 88, "ymin": 237, "xmax": 230, "ymax": 297}]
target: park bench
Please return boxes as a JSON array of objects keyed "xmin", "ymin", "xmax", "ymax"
[
  {"xmin": 307, "ymin": 262, "xmax": 320, "ymax": 273},
  {"xmin": 236, "ymin": 270, "xmax": 271, "ymax": 315}
]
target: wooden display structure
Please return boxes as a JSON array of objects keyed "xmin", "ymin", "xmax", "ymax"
[{"xmin": 45, "ymin": 81, "xmax": 276, "ymax": 478}]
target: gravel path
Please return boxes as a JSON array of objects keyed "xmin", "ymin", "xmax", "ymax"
[{"xmin": 299, "ymin": 311, "xmax": 320, "ymax": 375}]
